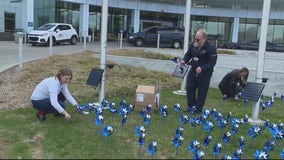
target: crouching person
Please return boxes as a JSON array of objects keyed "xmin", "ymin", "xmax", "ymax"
[{"xmin": 31, "ymin": 68, "xmax": 79, "ymax": 121}]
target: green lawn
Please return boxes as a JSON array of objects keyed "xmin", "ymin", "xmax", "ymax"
[
  {"xmin": 0, "ymin": 49, "xmax": 283, "ymax": 159},
  {"xmin": 1, "ymin": 88, "xmax": 283, "ymax": 159}
]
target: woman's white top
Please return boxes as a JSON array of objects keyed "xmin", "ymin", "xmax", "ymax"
[{"xmin": 31, "ymin": 77, "xmax": 78, "ymax": 113}]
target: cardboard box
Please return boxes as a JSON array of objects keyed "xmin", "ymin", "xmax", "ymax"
[{"xmin": 134, "ymin": 85, "xmax": 161, "ymax": 112}]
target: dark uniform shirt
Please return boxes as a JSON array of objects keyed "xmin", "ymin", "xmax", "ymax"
[{"xmin": 183, "ymin": 41, "xmax": 217, "ymax": 75}]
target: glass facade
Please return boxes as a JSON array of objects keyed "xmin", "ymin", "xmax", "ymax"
[{"xmin": 31, "ymin": 0, "xmax": 284, "ymax": 45}]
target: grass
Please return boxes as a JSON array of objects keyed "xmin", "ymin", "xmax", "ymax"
[{"xmin": 0, "ymin": 49, "xmax": 283, "ymax": 159}]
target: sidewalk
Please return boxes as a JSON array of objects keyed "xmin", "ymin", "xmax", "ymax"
[{"xmin": 0, "ymin": 41, "xmax": 284, "ymax": 96}]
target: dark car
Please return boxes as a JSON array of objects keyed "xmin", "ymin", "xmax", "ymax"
[
  {"xmin": 127, "ymin": 26, "xmax": 184, "ymax": 49},
  {"xmin": 224, "ymin": 40, "xmax": 284, "ymax": 52}
]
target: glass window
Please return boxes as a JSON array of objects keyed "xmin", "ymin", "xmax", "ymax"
[{"xmin": 4, "ymin": 12, "xmax": 15, "ymax": 33}]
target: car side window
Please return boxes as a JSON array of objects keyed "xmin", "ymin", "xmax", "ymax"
[
  {"xmin": 62, "ymin": 25, "xmax": 71, "ymax": 31},
  {"xmin": 147, "ymin": 28, "xmax": 157, "ymax": 34},
  {"xmin": 55, "ymin": 25, "xmax": 62, "ymax": 31}
]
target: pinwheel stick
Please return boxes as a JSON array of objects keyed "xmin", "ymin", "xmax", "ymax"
[
  {"xmin": 250, "ymin": 137, "xmax": 256, "ymax": 147},
  {"xmin": 176, "ymin": 146, "xmax": 179, "ymax": 155},
  {"xmin": 106, "ymin": 136, "xmax": 109, "ymax": 144},
  {"xmin": 139, "ymin": 144, "xmax": 142, "ymax": 156}
]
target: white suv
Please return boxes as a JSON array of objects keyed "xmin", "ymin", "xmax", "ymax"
[{"xmin": 28, "ymin": 23, "xmax": 78, "ymax": 46}]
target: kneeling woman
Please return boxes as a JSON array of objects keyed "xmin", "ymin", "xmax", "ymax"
[
  {"xmin": 31, "ymin": 68, "xmax": 79, "ymax": 121},
  {"xmin": 218, "ymin": 67, "xmax": 249, "ymax": 100}
]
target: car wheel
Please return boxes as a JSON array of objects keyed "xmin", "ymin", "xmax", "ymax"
[
  {"xmin": 70, "ymin": 36, "xmax": 77, "ymax": 45},
  {"xmin": 135, "ymin": 38, "xmax": 144, "ymax": 47},
  {"xmin": 32, "ymin": 44, "xmax": 36, "ymax": 46},
  {"xmin": 172, "ymin": 40, "xmax": 181, "ymax": 49}
]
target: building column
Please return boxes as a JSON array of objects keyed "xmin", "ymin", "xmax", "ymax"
[
  {"xmin": 133, "ymin": 9, "xmax": 140, "ymax": 33},
  {"xmin": 79, "ymin": 3, "xmax": 89, "ymax": 38},
  {"xmin": 232, "ymin": 17, "xmax": 239, "ymax": 43},
  {"xmin": 22, "ymin": 0, "xmax": 34, "ymax": 33}
]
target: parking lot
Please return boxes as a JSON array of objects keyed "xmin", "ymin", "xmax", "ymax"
[{"xmin": 1, "ymin": 40, "xmax": 284, "ymax": 97}]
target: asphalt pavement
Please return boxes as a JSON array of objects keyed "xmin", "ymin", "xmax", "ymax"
[{"xmin": 1, "ymin": 40, "xmax": 284, "ymax": 97}]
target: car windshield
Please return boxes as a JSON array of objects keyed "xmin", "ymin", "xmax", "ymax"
[{"xmin": 37, "ymin": 24, "xmax": 56, "ymax": 31}]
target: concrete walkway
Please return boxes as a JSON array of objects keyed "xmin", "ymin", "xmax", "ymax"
[{"xmin": 0, "ymin": 41, "xmax": 283, "ymax": 96}]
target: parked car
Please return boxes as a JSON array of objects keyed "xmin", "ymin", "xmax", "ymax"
[
  {"xmin": 223, "ymin": 40, "xmax": 284, "ymax": 52},
  {"xmin": 28, "ymin": 23, "xmax": 78, "ymax": 46},
  {"xmin": 127, "ymin": 26, "xmax": 184, "ymax": 49}
]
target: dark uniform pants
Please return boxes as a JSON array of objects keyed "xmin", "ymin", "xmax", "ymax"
[{"xmin": 186, "ymin": 69, "xmax": 212, "ymax": 113}]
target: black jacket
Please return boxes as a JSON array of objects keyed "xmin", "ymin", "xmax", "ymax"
[
  {"xmin": 218, "ymin": 69, "xmax": 246, "ymax": 97},
  {"xmin": 183, "ymin": 41, "xmax": 217, "ymax": 75}
]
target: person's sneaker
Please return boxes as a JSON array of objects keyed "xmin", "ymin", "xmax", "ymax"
[{"xmin": 36, "ymin": 112, "xmax": 46, "ymax": 121}]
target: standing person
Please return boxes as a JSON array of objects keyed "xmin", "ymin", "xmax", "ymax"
[
  {"xmin": 31, "ymin": 68, "xmax": 79, "ymax": 121},
  {"xmin": 181, "ymin": 29, "xmax": 217, "ymax": 114},
  {"xmin": 218, "ymin": 67, "xmax": 249, "ymax": 100}
]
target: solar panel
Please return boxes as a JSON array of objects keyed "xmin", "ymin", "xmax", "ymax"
[
  {"xmin": 240, "ymin": 82, "xmax": 265, "ymax": 102},
  {"xmin": 86, "ymin": 68, "xmax": 104, "ymax": 87}
]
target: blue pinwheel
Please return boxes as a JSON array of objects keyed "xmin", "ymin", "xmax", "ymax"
[
  {"xmin": 76, "ymin": 105, "xmax": 85, "ymax": 114},
  {"xmin": 171, "ymin": 57, "xmax": 181, "ymax": 63},
  {"xmin": 101, "ymin": 125, "xmax": 114, "ymax": 144},
  {"xmin": 222, "ymin": 131, "xmax": 231, "ymax": 152},
  {"xmin": 190, "ymin": 117, "xmax": 198, "ymax": 137},
  {"xmin": 147, "ymin": 141, "xmax": 158, "ymax": 159},
  {"xmin": 95, "ymin": 114, "xmax": 104, "ymax": 132},
  {"xmin": 95, "ymin": 106, "xmax": 103, "ymax": 116},
  {"xmin": 222, "ymin": 154, "xmax": 232, "ymax": 159},
  {"xmin": 120, "ymin": 99, "xmax": 127, "ymax": 108},
  {"xmin": 188, "ymin": 105, "xmax": 197, "ymax": 114},
  {"xmin": 203, "ymin": 135, "xmax": 212, "ymax": 153},
  {"xmin": 213, "ymin": 142, "xmax": 222, "ymax": 159},
  {"xmin": 249, "ymin": 125, "xmax": 261, "ymax": 147},
  {"xmin": 281, "ymin": 148, "xmax": 284, "ymax": 159},
  {"xmin": 173, "ymin": 135, "xmax": 183, "ymax": 155},
  {"xmin": 194, "ymin": 150, "xmax": 205, "ymax": 160},
  {"xmin": 204, "ymin": 120, "xmax": 214, "ymax": 136},
  {"xmin": 109, "ymin": 102, "xmax": 117, "ymax": 120},
  {"xmin": 263, "ymin": 119, "xmax": 270, "ymax": 130},
  {"xmin": 210, "ymin": 108, "xmax": 218, "ymax": 117},
  {"xmin": 138, "ymin": 133, "xmax": 146, "ymax": 156},
  {"xmin": 143, "ymin": 114, "xmax": 151, "ymax": 132},
  {"xmin": 159, "ymin": 105, "xmax": 168, "ymax": 124},
  {"xmin": 227, "ymin": 111, "xmax": 232, "ymax": 121},
  {"xmin": 188, "ymin": 140, "xmax": 200, "ymax": 154},
  {"xmin": 278, "ymin": 122, "xmax": 283, "ymax": 130},
  {"xmin": 179, "ymin": 114, "xmax": 189, "ymax": 127},
  {"xmin": 85, "ymin": 102, "xmax": 95, "ymax": 113},
  {"xmin": 243, "ymin": 114, "xmax": 249, "ymax": 124},
  {"xmin": 175, "ymin": 127, "xmax": 184, "ymax": 137},
  {"xmin": 243, "ymin": 99, "xmax": 249, "ymax": 106},
  {"xmin": 146, "ymin": 104, "xmax": 152, "ymax": 113},
  {"xmin": 239, "ymin": 136, "xmax": 245, "ymax": 150},
  {"xmin": 100, "ymin": 99, "xmax": 108, "ymax": 109},
  {"xmin": 202, "ymin": 109, "xmax": 210, "ymax": 119},
  {"xmin": 218, "ymin": 118, "xmax": 228, "ymax": 137},
  {"xmin": 135, "ymin": 125, "xmax": 146, "ymax": 137},
  {"xmin": 254, "ymin": 150, "xmax": 269, "ymax": 159},
  {"xmin": 127, "ymin": 104, "xmax": 134, "ymax": 115},
  {"xmin": 233, "ymin": 148, "xmax": 243, "ymax": 160},
  {"xmin": 140, "ymin": 108, "xmax": 147, "ymax": 119},
  {"xmin": 121, "ymin": 114, "xmax": 127, "ymax": 131},
  {"xmin": 264, "ymin": 139, "xmax": 275, "ymax": 153},
  {"xmin": 173, "ymin": 103, "xmax": 181, "ymax": 116},
  {"xmin": 239, "ymin": 136, "xmax": 246, "ymax": 158}
]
